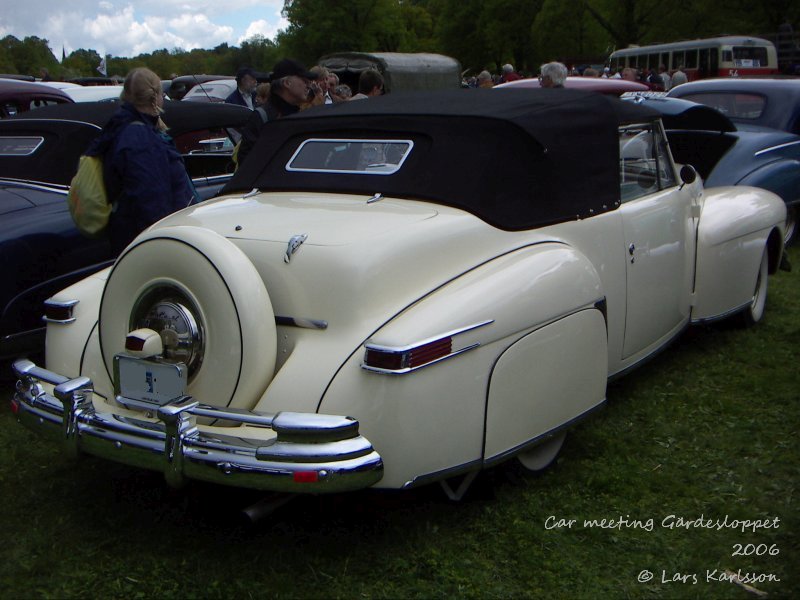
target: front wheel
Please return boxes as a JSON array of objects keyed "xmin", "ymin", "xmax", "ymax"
[
  {"xmin": 738, "ymin": 248, "xmax": 769, "ymax": 327},
  {"xmin": 785, "ymin": 205, "xmax": 796, "ymax": 247}
]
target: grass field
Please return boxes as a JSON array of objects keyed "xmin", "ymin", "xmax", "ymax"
[{"xmin": 1, "ymin": 247, "xmax": 798, "ymax": 599}]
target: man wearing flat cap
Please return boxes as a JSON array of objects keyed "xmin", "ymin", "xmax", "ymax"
[
  {"xmin": 226, "ymin": 67, "xmax": 258, "ymax": 109},
  {"xmin": 236, "ymin": 59, "xmax": 318, "ymax": 167}
]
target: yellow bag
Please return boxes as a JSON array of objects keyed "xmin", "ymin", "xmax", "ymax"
[{"xmin": 67, "ymin": 155, "xmax": 111, "ymax": 238}]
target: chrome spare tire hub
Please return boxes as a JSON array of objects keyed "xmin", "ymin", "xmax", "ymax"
[{"xmin": 130, "ymin": 285, "xmax": 204, "ymax": 378}]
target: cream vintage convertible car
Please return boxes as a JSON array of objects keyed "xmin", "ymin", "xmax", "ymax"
[{"xmin": 11, "ymin": 89, "xmax": 787, "ymax": 501}]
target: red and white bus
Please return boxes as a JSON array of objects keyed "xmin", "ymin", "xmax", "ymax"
[{"xmin": 609, "ymin": 36, "xmax": 779, "ymax": 80}]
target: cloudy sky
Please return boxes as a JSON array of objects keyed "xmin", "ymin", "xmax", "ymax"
[{"xmin": 1, "ymin": 1, "xmax": 288, "ymax": 58}]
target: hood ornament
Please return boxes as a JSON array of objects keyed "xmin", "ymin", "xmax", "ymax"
[{"xmin": 285, "ymin": 234, "xmax": 308, "ymax": 263}]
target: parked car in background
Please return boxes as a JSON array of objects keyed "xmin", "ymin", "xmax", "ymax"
[
  {"xmin": 66, "ymin": 77, "xmax": 116, "ymax": 86},
  {"xmin": 181, "ymin": 79, "xmax": 238, "ymax": 103},
  {"xmin": 64, "ymin": 85, "xmax": 123, "ymax": 103},
  {"xmin": 0, "ymin": 79, "xmax": 73, "ymax": 118},
  {"xmin": 495, "ymin": 76, "xmax": 649, "ymax": 95},
  {"xmin": 667, "ymin": 78, "xmax": 800, "ymax": 135},
  {"xmin": 11, "ymin": 89, "xmax": 786, "ymax": 504},
  {"xmin": 627, "ymin": 94, "xmax": 800, "ymax": 244},
  {"xmin": 167, "ymin": 75, "xmax": 234, "ymax": 101},
  {"xmin": 37, "ymin": 81, "xmax": 82, "ymax": 91},
  {"xmin": 0, "ymin": 100, "xmax": 252, "ymax": 360}
]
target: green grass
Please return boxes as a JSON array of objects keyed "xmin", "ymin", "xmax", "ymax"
[{"xmin": 1, "ymin": 247, "xmax": 798, "ymax": 599}]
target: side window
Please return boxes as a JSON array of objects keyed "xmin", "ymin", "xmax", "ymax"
[{"xmin": 619, "ymin": 122, "xmax": 676, "ymax": 202}]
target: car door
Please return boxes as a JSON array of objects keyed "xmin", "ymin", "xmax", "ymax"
[{"xmin": 618, "ymin": 121, "xmax": 698, "ymax": 359}]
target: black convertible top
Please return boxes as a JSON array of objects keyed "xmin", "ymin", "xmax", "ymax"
[
  {"xmin": 225, "ymin": 88, "xmax": 660, "ymax": 230},
  {"xmin": 1, "ymin": 101, "xmax": 251, "ymax": 186}
]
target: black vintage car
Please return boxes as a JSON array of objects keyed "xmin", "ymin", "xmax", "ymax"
[
  {"xmin": 0, "ymin": 100, "xmax": 251, "ymax": 360},
  {"xmin": 0, "ymin": 78, "xmax": 73, "ymax": 118}
]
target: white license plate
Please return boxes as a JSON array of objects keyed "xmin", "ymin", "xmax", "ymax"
[{"xmin": 114, "ymin": 355, "xmax": 187, "ymax": 406}]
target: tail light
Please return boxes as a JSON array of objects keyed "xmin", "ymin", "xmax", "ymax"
[{"xmin": 362, "ymin": 320, "xmax": 493, "ymax": 375}]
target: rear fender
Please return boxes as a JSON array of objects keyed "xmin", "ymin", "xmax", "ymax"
[
  {"xmin": 693, "ymin": 186, "xmax": 785, "ymax": 321},
  {"xmin": 320, "ymin": 242, "xmax": 607, "ymax": 488}
]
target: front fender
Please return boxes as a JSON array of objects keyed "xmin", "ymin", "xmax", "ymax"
[
  {"xmin": 320, "ymin": 242, "xmax": 606, "ymax": 488},
  {"xmin": 693, "ymin": 186, "xmax": 785, "ymax": 321}
]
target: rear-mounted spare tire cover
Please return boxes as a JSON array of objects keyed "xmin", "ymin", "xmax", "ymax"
[{"xmin": 99, "ymin": 225, "xmax": 276, "ymax": 410}]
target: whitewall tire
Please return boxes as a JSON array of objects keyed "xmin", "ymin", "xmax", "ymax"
[
  {"xmin": 99, "ymin": 226, "xmax": 277, "ymax": 410},
  {"xmin": 739, "ymin": 248, "xmax": 769, "ymax": 327}
]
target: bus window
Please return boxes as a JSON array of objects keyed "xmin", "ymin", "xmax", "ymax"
[
  {"xmin": 699, "ymin": 48, "xmax": 709, "ymax": 75},
  {"xmin": 733, "ymin": 46, "xmax": 768, "ymax": 67},
  {"xmin": 648, "ymin": 53, "xmax": 659, "ymax": 68},
  {"xmin": 685, "ymin": 49, "xmax": 698, "ymax": 69},
  {"xmin": 673, "ymin": 50, "xmax": 685, "ymax": 69},
  {"xmin": 722, "ymin": 49, "xmax": 733, "ymax": 63},
  {"xmin": 660, "ymin": 52, "xmax": 670, "ymax": 69},
  {"xmin": 710, "ymin": 48, "xmax": 719, "ymax": 73}
]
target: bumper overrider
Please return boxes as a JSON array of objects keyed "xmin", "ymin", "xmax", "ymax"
[{"xmin": 11, "ymin": 359, "xmax": 383, "ymax": 493}]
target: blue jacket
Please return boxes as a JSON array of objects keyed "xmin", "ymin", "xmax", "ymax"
[{"xmin": 86, "ymin": 102, "xmax": 194, "ymax": 253}]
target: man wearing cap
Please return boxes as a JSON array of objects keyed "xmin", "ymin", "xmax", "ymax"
[
  {"xmin": 236, "ymin": 58, "xmax": 318, "ymax": 168},
  {"xmin": 226, "ymin": 67, "xmax": 258, "ymax": 109}
]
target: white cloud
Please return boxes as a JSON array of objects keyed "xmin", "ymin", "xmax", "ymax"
[
  {"xmin": 1, "ymin": 0, "xmax": 286, "ymax": 58},
  {"xmin": 238, "ymin": 17, "xmax": 287, "ymax": 44}
]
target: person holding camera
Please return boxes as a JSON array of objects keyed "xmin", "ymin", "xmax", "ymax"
[{"xmin": 235, "ymin": 58, "xmax": 319, "ymax": 168}]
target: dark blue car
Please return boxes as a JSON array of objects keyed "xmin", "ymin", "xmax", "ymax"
[
  {"xmin": 667, "ymin": 78, "xmax": 800, "ymax": 135},
  {"xmin": 0, "ymin": 100, "xmax": 251, "ymax": 359},
  {"xmin": 626, "ymin": 94, "xmax": 800, "ymax": 245}
]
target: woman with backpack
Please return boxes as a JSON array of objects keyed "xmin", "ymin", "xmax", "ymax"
[{"xmin": 84, "ymin": 67, "xmax": 196, "ymax": 253}]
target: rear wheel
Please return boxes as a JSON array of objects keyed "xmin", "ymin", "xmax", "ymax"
[
  {"xmin": 517, "ymin": 431, "xmax": 566, "ymax": 472},
  {"xmin": 738, "ymin": 248, "xmax": 769, "ymax": 327}
]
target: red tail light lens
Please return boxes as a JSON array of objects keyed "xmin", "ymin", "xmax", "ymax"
[
  {"xmin": 364, "ymin": 336, "xmax": 453, "ymax": 373},
  {"xmin": 293, "ymin": 471, "xmax": 319, "ymax": 483},
  {"xmin": 408, "ymin": 337, "xmax": 452, "ymax": 369}
]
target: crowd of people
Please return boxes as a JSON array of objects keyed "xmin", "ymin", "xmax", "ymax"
[{"xmin": 465, "ymin": 61, "xmax": 689, "ymax": 91}]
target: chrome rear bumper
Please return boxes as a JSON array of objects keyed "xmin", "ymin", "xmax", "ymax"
[{"xmin": 11, "ymin": 359, "xmax": 383, "ymax": 493}]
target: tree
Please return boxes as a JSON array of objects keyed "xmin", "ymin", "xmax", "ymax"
[
  {"xmin": 63, "ymin": 48, "xmax": 103, "ymax": 79},
  {"xmin": 239, "ymin": 35, "xmax": 281, "ymax": 72},
  {"xmin": 532, "ymin": 0, "xmax": 606, "ymax": 67},
  {"xmin": 1, "ymin": 35, "xmax": 59, "ymax": 77},
  {"xmin": 280, "ymin": 0, "xmax": 407, "ymax": 64}
]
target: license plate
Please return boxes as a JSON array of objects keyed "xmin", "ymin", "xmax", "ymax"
[{"xmin": 114, "ymin": 355, "xmax": 187, "ymax": 406}]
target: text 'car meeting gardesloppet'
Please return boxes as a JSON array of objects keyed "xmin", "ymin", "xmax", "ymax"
[{"xmin": 11, "ymin": 89, "xmax": 787, "ymax": 500}]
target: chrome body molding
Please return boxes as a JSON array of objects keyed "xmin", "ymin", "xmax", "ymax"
[
  {"xmin": 754, "ymin": 140, "xmax": 800, "ymax": 157},
  {"xmin": 12, "ymin": 359, "xmax": 383, "ymax": 494},
  {"xmin": 0, "ymin": 177, "xmax": 70, "ymax": 193}
]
